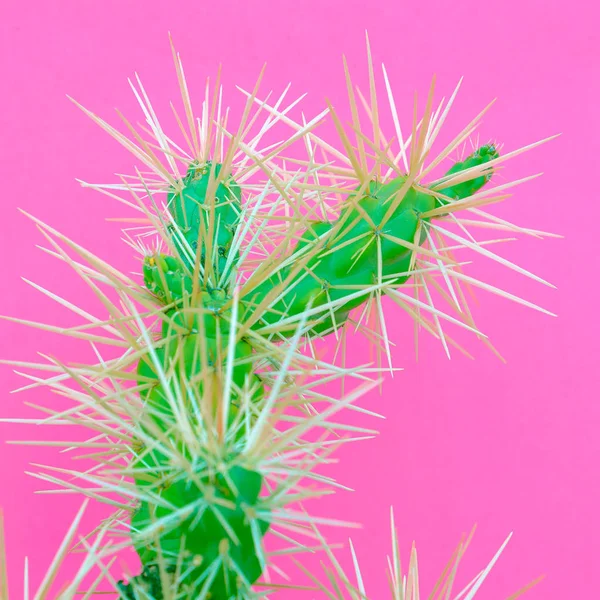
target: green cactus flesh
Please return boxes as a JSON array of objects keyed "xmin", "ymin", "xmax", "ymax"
[
  {"xmin": 123, "ymin": 146, "xmax": 498, "ymax": 598},
  {"xmin": 125, "ymin": 464, "xmax": 269, "ymax": 599}
]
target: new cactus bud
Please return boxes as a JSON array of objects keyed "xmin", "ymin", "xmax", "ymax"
[{"xmin": 437, "ymin": 143, "xmax": 499, "ymax": 200}]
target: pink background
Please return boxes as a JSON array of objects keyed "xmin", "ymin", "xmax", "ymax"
[{"xmin": 0, "ymin": 0, "xmax": 598, "ymax": 597}]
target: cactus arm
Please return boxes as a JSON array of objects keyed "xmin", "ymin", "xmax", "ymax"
[{"xmin": 247, "ymin": 145, "xmax": 499, "ymax": 335}]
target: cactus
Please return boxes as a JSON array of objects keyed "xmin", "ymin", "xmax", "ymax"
[
  {"xmin": 124, "ymin": 139, "xmax": 500, "ymax": 597},
  {"xmin": 0, "ymin": 38, "xmax": 554, "ymax": 599}
]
